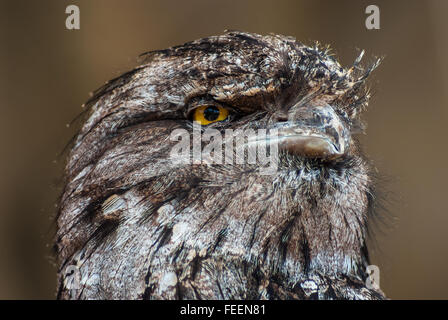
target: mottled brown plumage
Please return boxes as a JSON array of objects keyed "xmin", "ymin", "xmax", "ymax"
[{"xmin": 55, "ymin": 31, "xmax": 384, "ymax": 299}]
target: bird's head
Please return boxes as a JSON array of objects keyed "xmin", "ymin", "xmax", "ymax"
[{"xmin": 56, "ymin": 31, "xmax": 381, "ymax": 299}]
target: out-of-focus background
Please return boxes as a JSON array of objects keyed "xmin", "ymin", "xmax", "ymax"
[{"xmin": 0, "ymin": 0, "xmax": 447, "ymax": 299}]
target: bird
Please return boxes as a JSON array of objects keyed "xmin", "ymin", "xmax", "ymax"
[{"xmin": 55, "ymin": 31, "xmax": 385, "ymax": 300}]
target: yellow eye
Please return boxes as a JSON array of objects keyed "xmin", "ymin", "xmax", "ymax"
[{"xmin": 192, "ymin": 105, "xmax": 229, "ymax": 125}]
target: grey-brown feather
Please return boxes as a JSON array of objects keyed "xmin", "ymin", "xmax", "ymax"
[{"xmin": 55, "ymin": 31, "xmax": 384, "ymax": 300}]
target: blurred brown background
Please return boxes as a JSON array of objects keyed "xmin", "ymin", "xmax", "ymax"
[{"xmin": 0, "ymin": 0, "xmax": 447, "ymax": 299}]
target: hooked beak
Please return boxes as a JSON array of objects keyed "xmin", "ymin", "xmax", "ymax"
[{"xmin": 276, "ymin": 104, "xmax": 349, "ymax": 160}]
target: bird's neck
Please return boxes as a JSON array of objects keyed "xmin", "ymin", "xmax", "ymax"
[{"xmin": 255, "ymin": 163, "xmax": 372, "ymax": 283}]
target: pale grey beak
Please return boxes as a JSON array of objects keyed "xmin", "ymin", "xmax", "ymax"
[{"xmin": 276, "ymin": 104, "xmax": 349, "ymax": 159}]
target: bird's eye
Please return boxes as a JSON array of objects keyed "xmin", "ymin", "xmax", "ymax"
[{"xmin": 192, "ymin": 105, "xmax": 229, "ymax": 125}]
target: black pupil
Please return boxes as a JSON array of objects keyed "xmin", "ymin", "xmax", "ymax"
[{"xmin": 203, "ymin": 106, "xmax": 220, "ymax": 121}]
